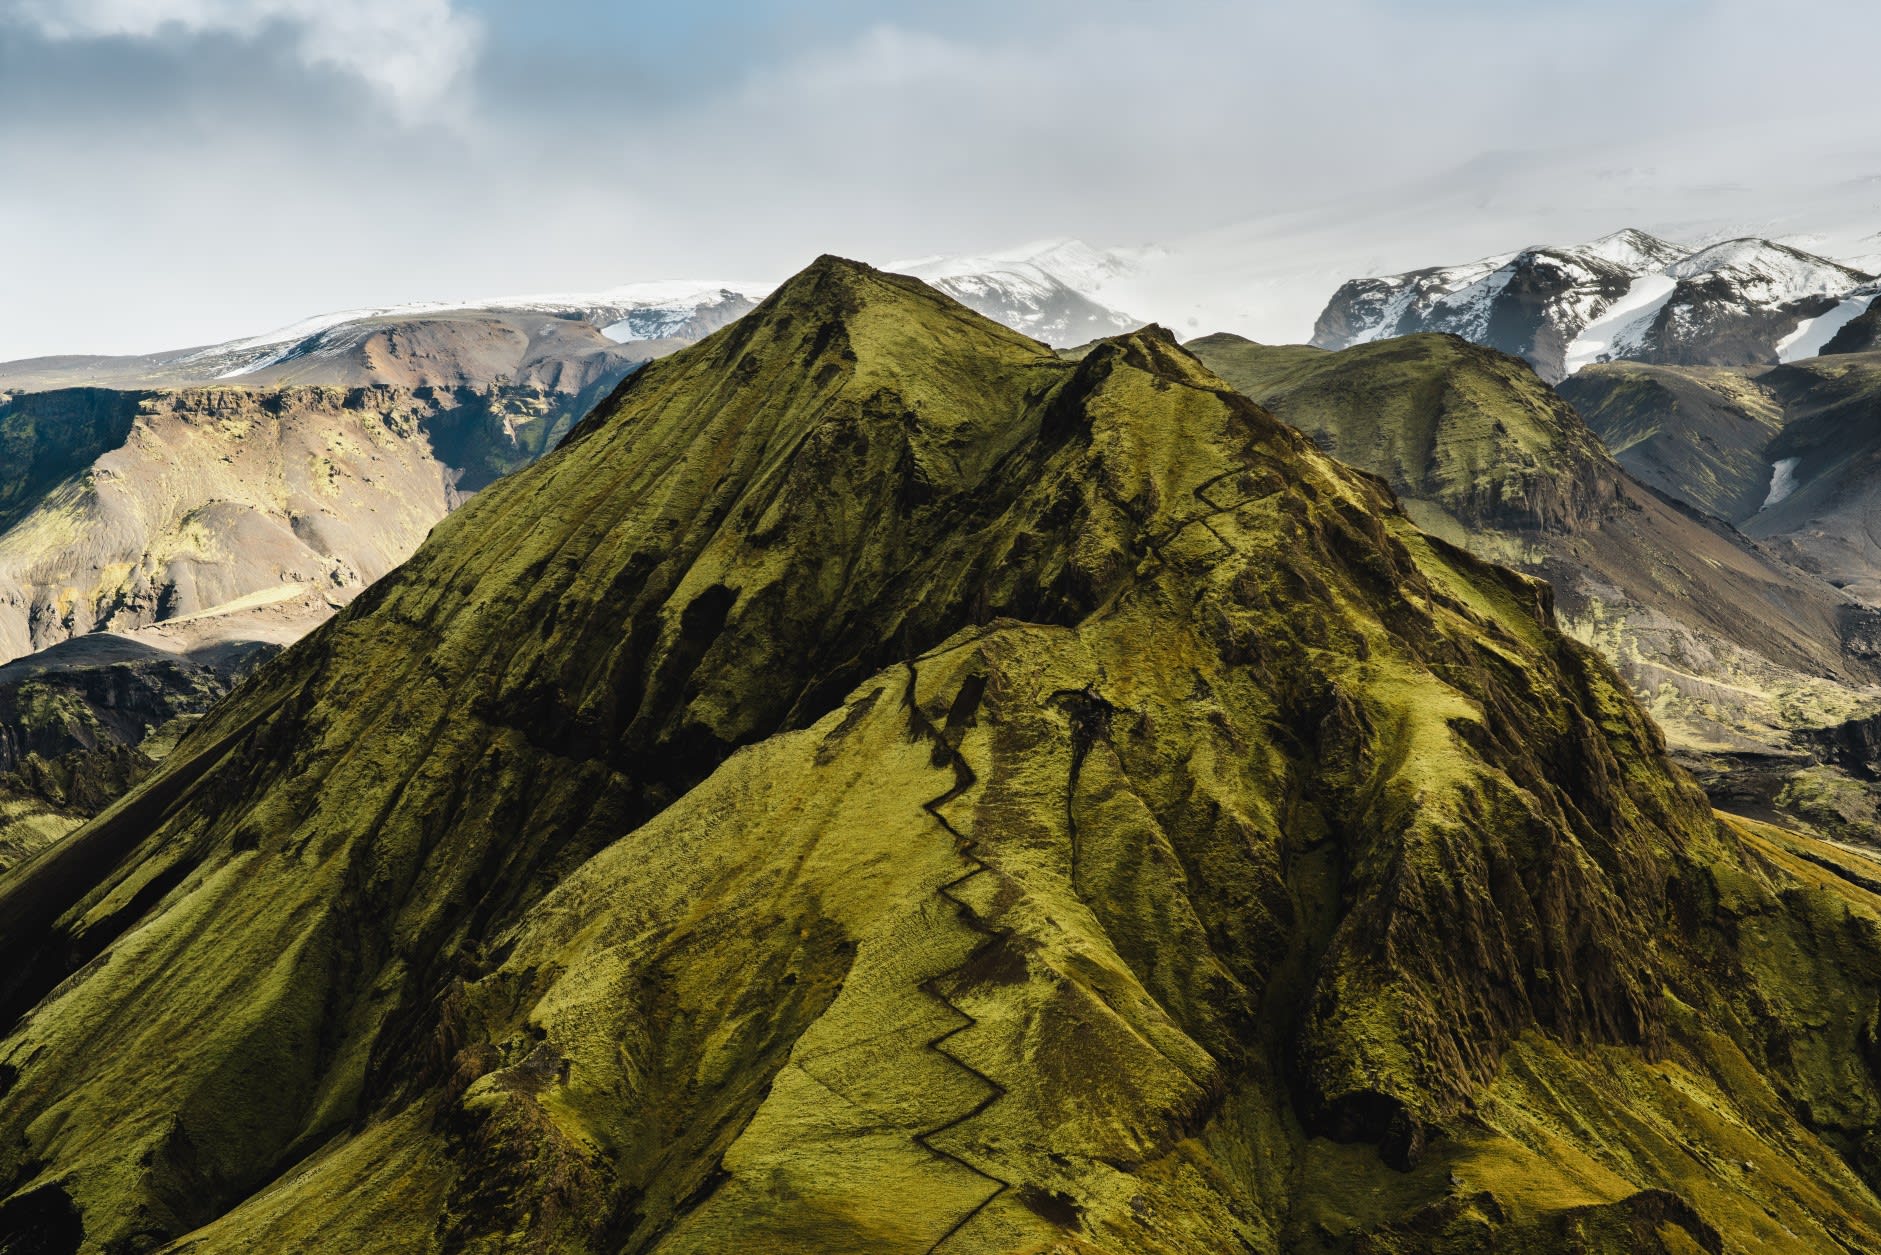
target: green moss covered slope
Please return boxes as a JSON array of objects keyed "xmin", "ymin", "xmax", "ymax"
[
  {"xmin": 1190, "ymin": 331, "xmax": 1881, "ymax": 835},
  {"xmin": 3, "ymin": 263, "xmax": 1881, "ymax": 1253}
]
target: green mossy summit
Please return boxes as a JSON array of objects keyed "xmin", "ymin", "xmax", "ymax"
[{"xmin": 2, "ymin": 260, "xmax": 1880, "ymax": 1252}]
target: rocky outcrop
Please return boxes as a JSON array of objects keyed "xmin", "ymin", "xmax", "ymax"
[{"xmin": 1824, "ymin": 294, "xmax": 1881, "ymax": 355}]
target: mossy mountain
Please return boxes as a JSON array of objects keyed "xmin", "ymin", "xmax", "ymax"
[
  {"xmin": 1189, "ymin": 332, "xmax": 1881, "ymax": 833},
  {"xmin": 5, "ymin": 260, "xmax": 1881, "ymax": 1253}
]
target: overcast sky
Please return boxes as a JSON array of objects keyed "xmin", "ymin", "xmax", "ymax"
[{"xmin": 2, "ymin": 0, "xmax": 1878, "ymax": 358}]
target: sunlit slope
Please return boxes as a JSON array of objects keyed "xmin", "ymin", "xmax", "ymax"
[
  {"xmin": 1191, "ymin": 331, "xmax": 1881, "ymax": 833},
  {"xmin": 2, "ymin": 262, "xmax": 1880, "ymax": 1253}
]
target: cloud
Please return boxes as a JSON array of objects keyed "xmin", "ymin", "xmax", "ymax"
[
  {"xmin": 1, "ymin": 0, "xmax": 481, "ymax": 118},
  {"xmin": 4, "ymin": 0, "xmax": 1881, "ymax": 358}
]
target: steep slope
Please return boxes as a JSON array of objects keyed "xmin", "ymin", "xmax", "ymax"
[
  {"xmin": 0, "ymin": 635, "xmax": 246, "ymax": 871},
  {"xmin": 5, "ymin": 259, "xmax": 1881, "ymax": 1253},
  {"xmin": 1568, "ymin": 350, "xmax": 1881, "ymax": 608},
  {"xmin": 1189, "ymin": 332, "xmax": 1881, "ymax": 831},
  {"xmin": 1558, "ymin": 361, "xmax": 1785, "ymax": 523},
  {"xmin": 1742, "ymin": 350, "xmax": 1881, "ymax": 603},
  {"xmin": 1313, "ymin": 231, "xmax": 1876, "ymax": 383}
]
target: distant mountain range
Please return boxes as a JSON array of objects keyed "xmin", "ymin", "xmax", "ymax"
[
  {"xmin": 1311, "ymin": 229, "xmax": 1879, "ymax": 382},
  {"xmin": 1189, "ymin": 331, "xmax": 1881, "ymax": 837},
  {"xmin": 4, "ymin": 223, "xmax": 1881, "ymax": 852}
]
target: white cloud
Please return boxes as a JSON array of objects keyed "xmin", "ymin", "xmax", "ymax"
[{"xmin": 2, "ymin": 0, "xmax": 481, "ymax": 118}]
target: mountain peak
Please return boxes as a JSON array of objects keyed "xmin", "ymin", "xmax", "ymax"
[
  {"xmin": 1579, "ymin": 227, "xmax": 1689, "ymax": 272},
  {"xmin": 8, "ymin": 259, "xmax": 1881, "ymax": 1254}
]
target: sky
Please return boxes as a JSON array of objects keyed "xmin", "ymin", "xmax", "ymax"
[{"xmin": 2, "ymin": 0, "xmax": 1879, "ymax": 357}]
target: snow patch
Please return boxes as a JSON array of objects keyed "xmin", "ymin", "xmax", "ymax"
[
  {"xmin": 1776, "ymin": 296, "xmax": 1874, "ymax": 362},
  {"xmin": 1763, "ymin": 457, "xmax": 1802, "ymax": 509},
  {"xmin": 1563, "ymin": 274, "xmax": 1678, "ymax": 374}
]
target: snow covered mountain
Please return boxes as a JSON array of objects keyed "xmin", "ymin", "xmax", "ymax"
[
  {"xmin": 1312, "ymin": 230, "xmax": 1876, "ymax": 382},
  {"xmin": 891, "ymin": 246, "xmax": 1142, "ymax": 345}
]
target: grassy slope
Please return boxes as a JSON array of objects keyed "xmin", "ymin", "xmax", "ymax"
[
  {"xmin": 2, "ymin": 266, "xmax": 1880, "ymax": 1252},
  {"xmin": 1183, "ymin": 334, "xmax": 1619, "ymax": 542},
  {"xmin": 1189, "ymin": 332, "xmax": 1881, "ymax": 830}
]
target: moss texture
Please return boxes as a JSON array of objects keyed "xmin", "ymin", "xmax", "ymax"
[
  {"xmin": 1189, "ymin": 331, "xmax": 1881, "ymax": 837},
  {"xmin": 1, "ymin": 262, "xmax": 1880, "ymax": 1252}
]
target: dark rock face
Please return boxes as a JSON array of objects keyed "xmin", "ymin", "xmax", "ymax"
[
  {"xmin": 0, "ymin": 390, "xmax": 142, "ymax": 531},
  {"xmin": 1311, "ymin": 231, "xmax": 1687, "ymax": 384},
  {"xmin": 1313, "ymin": 248, "xmax": 1638, "ymax": 383},
  {"xmin": 1824, "ymin": 295, "xmax": 1881, "ymax": 355},
  {"xmin": 1742, "ymin": 351, "xmax": 1881, "ymax": 604},
  {"xmin": 1631, "ymin": 280, "xmax": 1837, "ymax": 368},
  {"xmin": 1557, "ymin": 361, "xmax": 1782, "ymax": 525},
  {"xmin": 2, "ymin": 260, "xmax": 1881, "ymax": 1253}
]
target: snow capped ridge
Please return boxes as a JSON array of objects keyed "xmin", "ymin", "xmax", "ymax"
[
  {"xmin": 1574, "ymin": 228, "xmax": 1688, "ymax": 273},
  {"xmin": 891, "ymin": 244, "xmax": 1143, "ymax": 347},
  {"xmin": 1310, "ymin": 227, "xmax": 1690, "ymax": 378},
  {"xmin": 1314, "ymin": 226, "xmax": 1881, "ymax": 379},
  {"xmin": 984, "ymin": 238, "xmax": 1138, "ymax": 292},
  {"xmin": 1669, "ymin": 238, "xmax": 1874, "ymax": 304},
  {"xmin": 172, "ymin": 280, "xmax": 771, "ymax": 379}
]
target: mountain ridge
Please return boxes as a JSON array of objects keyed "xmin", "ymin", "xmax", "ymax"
[
  {"xmin": 1187, "ymin": 330, "xmax": 1881, "ymax": 837},
  {"xmin": 1312, "ymin": 230, "xmax": 1877, "ymax": 383},
  {"xmin": 4, "ymin": 258, "xmax": 1881, "ymax": 1252}
]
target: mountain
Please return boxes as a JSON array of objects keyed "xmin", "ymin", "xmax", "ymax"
[
  {"xmin": 1739, "ymin": 351, "xmax": 1881, "ymax": 599},
  {"xmin": 0, "ymin": 289, "xmax": 752, "ymax": 667},
  {"xmin": 1557, "ymin": 361, "xmax": 1786, "ymax": 523},
  {"xmin": 0, "ymin": 378, "xmax": 620, "ymax": 670},
  {"xmin": 1648, "ymin": 241, "xmax": 1878, "ymax": 367},
  {"xmin": 1188, "ymin": 331, "xmax": 1881, "ymax": 836},
  {"xmin": 1313, "ymin": 231, "xmax": 1876, "ymax": 383},
  {"xmin": 5, "ymin": 258, "xmax": 1881, "ymax": 1252},
  {"xmin": 1562, "ymin": 348, "xmax": 1881, "ymax": 603},
  {"xmin": 892, "ymin": 249, "xmax": 1142, "ymax": 345},
  {"xmin": 0, "ymin": 286, "xmax": 760, "ymax": 392},
  {"xmin": 0, "ymin": 290, "xmax": 760, "ymax": 858},
  {"xmin": 0, "ymin": 634, "xmax": 254, "ymax": 871}
]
